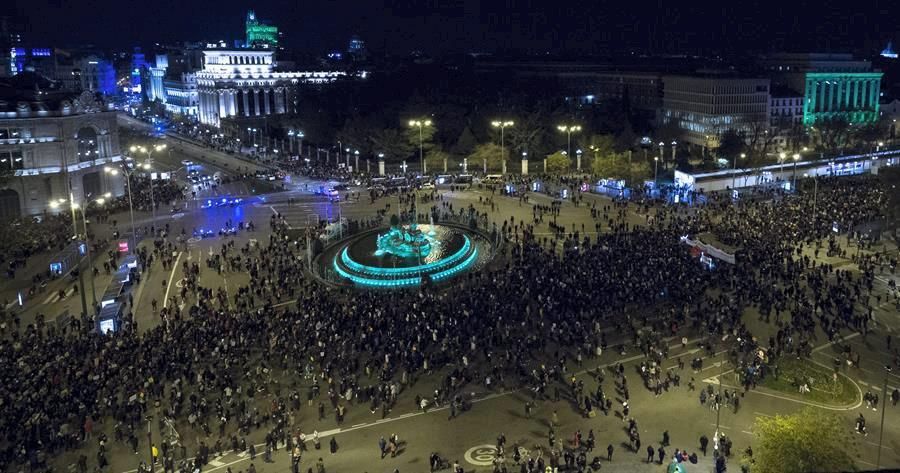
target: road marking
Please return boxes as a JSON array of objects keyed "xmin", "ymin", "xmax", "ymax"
[
  {"xmin": 464, "ymin": 444, "xmax": 499, "ymax": 466},
  {"xmin": 163, "ymin": 251, "xmax": 182, "ymax": 309}
]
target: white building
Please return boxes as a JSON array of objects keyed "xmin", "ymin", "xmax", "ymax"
[
  {"xmin": 147, "ymin": 54, "xmax": 168, "ymax": 103},
  {"xmin": 0, "ymin": 74, "xmax": 125, "ymax": 219},
  {"xmin": 659, "ymin": 74, "xmax": 771, "ymax": 148},
  {"xmin": 164, "ymin": 72, "xmax": 198, "ymax": 117},
  {"xmin": 196, "ymin": 49, "xmax": 346, "ymax": 128}
]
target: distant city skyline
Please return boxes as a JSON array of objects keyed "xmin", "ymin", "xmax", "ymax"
[{"xmin": 7, "ymin": 0, "xmax": 898, "ymax": 56}]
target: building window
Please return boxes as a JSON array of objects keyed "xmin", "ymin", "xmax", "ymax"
[
  {"xmin": 0, "ymin": 150, "xmax": 24, "ymax": 170},
  {"xmin": 0, "ymin": 128, "xmax": 23, "ymax": 141},
  {"xmin": 76, "ymin": 127, "xmax": 100, "ymax": 163}
]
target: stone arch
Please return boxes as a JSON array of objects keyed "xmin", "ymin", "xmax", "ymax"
[{"xmin": 0, "ymin": 188, "xmax": 21, "ymax": 221}]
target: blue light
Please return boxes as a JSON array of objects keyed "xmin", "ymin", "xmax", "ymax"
[{"xmin": 340, "ymin": 236, "xmax": 472, "ymax": 277}]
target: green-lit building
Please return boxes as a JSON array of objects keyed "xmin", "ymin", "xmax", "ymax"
[
  {"xmin": 760, "ymin": 53, "xmax": 883, "ymax": 125},
  {"xmin": 245, "ymin": 10, "xmax": 278, "ymax": 48}
]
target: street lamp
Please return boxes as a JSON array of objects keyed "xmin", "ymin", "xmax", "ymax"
[
  {"xmin": 491, "ymin": 120, "xmax": 514, "ymax": 174},
  {"xmin": 129, "ymin": 144, "xmax": 165, "ymax": 222},
  {"xmin": 354, "ymin": 150, "xmax": 359, "ymax": 173},
  {"xmin": 576, "ymin": 149, "xmax": 583, "ymax": 172},
  {"xmin": 50, "ymin": 197, "xmax": 88, "ymax": 317},
  {"xmin": 653, "ymin": 156, "xmax": 659, "ymax": 185},
  {"xmin": 778, "ymin": 152, "xmax": 787, "ymax": 187},
  {"xmin": 792, "ymin": 153, "xmax": 800, "ymax": 190},
  {"xmin": 731, "ymin": 153, "xmax": 746, "ymax": 190},
  {"xmin": 658, "ymin": 141, "xmax": 664, "ymax": 167},
  {"xmin": 409, "ymin": 119, "xmax": 432, "ymax": 175},
  {"xmin": 104, "ymin": 164, "xmax": 138, "ymax": 256},
  {"xmin": 877, "ymin": 141, "xmax": 884, "ymax": 152},
  {"xmin": 557, "ymin": 124, "xmax": 581, "ymax": 159}
]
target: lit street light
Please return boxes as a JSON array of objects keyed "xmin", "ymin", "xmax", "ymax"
[
  {"xmin": 104, "ymin": 164, "xmax": 139, "ymax": 256},
  {"xmin": 491, "ymin": 120, "xmax": 514, "ymax": 174},
  {"xmin": 731, "ymin": 152, "xmax": 746, "ymax": 191},
  {"xmin": 409, "ymin": 119, "xmax": 433, "ymax": 175},
  {"xmin": 129, "ymin": 144, "xmax": 165, "ymax": 222},
  {"xmin": 557, "ymin": 124, "xmax": 581, "ymax": 160},
  {"xmin": 653, "ymin": 156, "xmax": 659, "ymax": 185},
  {"xmin": 792, "ymin": 152, "xmax": 800, "ymax": 190},
  {"xmin": 778, "ymin": 152, "xmax": 787, "ymax": 187}
]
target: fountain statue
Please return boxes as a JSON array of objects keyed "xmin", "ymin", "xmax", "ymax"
[{"xmin": 375, "ymin": 215, "xmax": 432, "ymax": 258}]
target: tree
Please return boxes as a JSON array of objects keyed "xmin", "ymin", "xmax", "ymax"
[
  {"xmin": 468, "ymin": 143, "xmax": 508, "ymax": 172},
  {"xmin": 370, "ymin": 129, "xmax": 412, "ymax": 163},
  {"xmin": 405, "ymin": 121, "xmax": 437, "ymax": 159},
  {"xmin": 452, "ymin": 126, "xmax": 478, "ymax": 157},
  {"xmin": 816, "ymin": 117, "xmax": 851, "ymax": 152},
  {"xmin": 545, "ymin": 152, "xmax": 571, "ymax": 174},
  {"xmin": 742, "ymin": 407, "xmax": 855, "ymax": 473},
  {"xmin": 507, "ymin": 111, "xmax": 546, "ymax": 156},
  {"xmin": 425, "ymin": 148, "xmax": 452, "ymax": 173},
  {"xmin": 717, "ymin": 129, "xmax": 746, "ymax": 161},
  {"xmin": 591, "ymin": 153, "xmax": 631, "ymax": 180}
]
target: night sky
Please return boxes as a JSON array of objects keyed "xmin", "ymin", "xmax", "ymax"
[{"xmin": 8, "ymin": 0, "xmax": 899, "ymax": 56}]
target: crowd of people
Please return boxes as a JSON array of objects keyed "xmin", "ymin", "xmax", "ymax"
[{"xmin": 0, "ymin": 170, "xmax": 897, "ymax": 473}]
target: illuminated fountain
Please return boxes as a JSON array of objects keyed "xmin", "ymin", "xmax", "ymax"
[{"xmin": 328, "ymin": 215, "xmax": 493, "ymax": 288}]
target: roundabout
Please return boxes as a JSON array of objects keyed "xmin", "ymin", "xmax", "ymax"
[{"xmin": 322, "ymin": 218, "xmax": 495, "ymax": 288}]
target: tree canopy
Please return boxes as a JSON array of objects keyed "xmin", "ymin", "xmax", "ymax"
[
  {"xmin": 468, "ymin": 143, "xmax": 508, "ymax": 173},
  {"xmin": 743, "ymin": 407, "xmax": 856, "ymax": 473},
  {"xmin": 545, "ymin": 151, "xmax": 571, "ymax": 174}
]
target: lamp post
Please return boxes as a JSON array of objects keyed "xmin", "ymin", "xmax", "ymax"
[
  {"xmin": 670, "ymin": 140, "xmax": 677, "ymax": 165},
  {"xmin": 576, "ymin": 149, "xmax": 583, "ymax": 172},
  {"xmin": 658, "ymin": 141, "xmax": 664, "ymax": 168},
  {"xmin": 297, "ymin": 131, "xmax": 304, "ymax": 156},
  {"xmin": 345, "ymin": 148, "xmax": 350, "ymax": 168},
  {"xmin": 491, "ymin": 120, "xmax": 514, "ymax": 174},
  {"xmin": 653, "ymin": 156, "xmax": 659, "ymax": 185},
  {"xmin": 731, "ymin": 153, "xmax": 745, "ymax": 190},
  {"xmin": 876, "ymin": 365, "xmax": 893, "ymax": 469},
  {"xmin": 354, "ymin": 150, "xmax": 359, "ymax": 173},
  {"xmin": 288, "ymin": 130, "xmax": 295, "ymax": 154},
  {"xmin": 104, "ymin": 165, "xmax": 138, "ymax": 256},
  {"xmin": 876, "ymin": 141, "xmax": 884, "ymax": 153},
  {"xmin": 409, "ymin": 119, "xmax": 432, "ymax": 175},
  {"xmin": 50, "ymin": 197, "xmax": 88, "ymax": 317},
  {"xmin": 337, "ymin": 141, "xmax": 342, "ymax": 166},
  {"xmin": 130, "ymin": 144, "xmax": 165, "ymax": 223},
  {"xmin": 778, "ymin": 152, "xmax": 787, "ymax": 187},
  {"xmin": 792, "ymin": 153, "xmax": 800, "ymax": 190},
  {"xmin": 557, "ymin": 124, "xmax": 581, "ymax": 159}
]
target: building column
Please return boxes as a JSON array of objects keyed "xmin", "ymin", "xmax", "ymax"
[
  {"xmin": 807, "ymin": 79, "xmax": 816, "ymax": 114},
  {"xmin": 263, "ymin": 88, "xmax": 272, "ymax": 115},
  {"xmin": 241, "ymin": 89, "xmax": 249, "ymax": 116},
  {"xmin": 853, "ymin": 80, "xmax": 860, "ymax": 109},
  {"xmin": 867, "ymin": 79, "xmax": 874, "ymax": 110},
  {"xmin": 253, "ymin": 89, "xmax": 261, "ymax": 116},
  {"xmin": 227, "ymin": 90, "xmax": 236, "ymax": 117},
  {"xmin": 274, "ymin": 87, "xmax": 285, "ymax": 114},
  {"xmin": 818, "ymin": 81, "xmax": 826, "ymax": 113},
  {"xmin": 217, "ymin": 91, "xmax": 226, "ymax": 120}
]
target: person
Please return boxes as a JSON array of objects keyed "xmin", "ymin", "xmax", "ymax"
[
  {"xmin": 647, "ymin": 445, "xmax": 655, "ymax": 463},
  {"xmin": 329, "ymin": 437, "xmax": 338, "ymax": 454},
  {"xmin": 315, "ymin": 457, "xmax": 325, "ymax": 473},
  {"xmin": 662, "ymin": 430, "xmax": 669, "ymax": 446},
  {"xmin": 379, "ymin": 437, "xmax": 387, "ymax": 459},
  {"xmin": 607, "ymin": 443, "xmax": 614, "ymax": 461},
  {"xmin": 700, "ymin": 435, "xmax": 708, "ymax": 456},
  {"xmin": 313, "ymin": 430, "xmax": 321, "ymax": 450},
  {"xmin": 658, "ymin": 446, "xmax": 666, "ymax": 464}
]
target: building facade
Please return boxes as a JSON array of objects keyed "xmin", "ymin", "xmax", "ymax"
[
  {"xmin": 164, "ymin": 72, "xmax": 198, "ymax": 116},
  {"xmin": 196, "ymin": 49, "xmax": 346, "ymax": 128},
  {"xmin": 0, "ymin": 78, "xmax": 124, "ymax": 220},
  {"xmin": 660, "ymin": 74, "xmax": 771, "ymax": 148},
  {"xmin": 760, "ymin": 53, "xmax": 882, "ymax": 125},
  {"xmin": 245, "ymin": 10, "xmax": 278, "ymax": 48}
]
